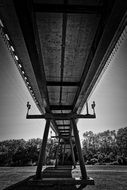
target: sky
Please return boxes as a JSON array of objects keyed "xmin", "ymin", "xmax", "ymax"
[
  {"xmin": 78, "ymin": 28, "xmax": 127, "ymax": 139},
  {"xmin": 0, "ymin": 33, "xmax": 45, "ymax": 141},
  {"xmin": 0, "ymin": 28, "xmax": 127, "ymax": 141}
]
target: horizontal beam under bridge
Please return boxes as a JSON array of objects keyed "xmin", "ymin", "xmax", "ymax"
[
  {"xmin": 26, "ymin": 113, "xmax": 96, "ymax": 120},
  {"xmin": 47, "ymin": 81, "xmax": 80, "ymax": 87},
  {"xmin": 33, "ymin": 3, "xmax": 102, "ymax": 14}
]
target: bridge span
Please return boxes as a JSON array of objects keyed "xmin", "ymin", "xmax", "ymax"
[{"xmin": 1, "ymin": 0, "xmax": 127, "ymax": 189}]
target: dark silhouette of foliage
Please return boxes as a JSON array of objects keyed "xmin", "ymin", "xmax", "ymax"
[
  {"xmin": 116, "ymin": 127, "xmax": 127, "ymax": 156},
  {"xmin": 0, "ymin": 138, "xmax": 41, "ymax": 166},
  {"xmin": 82, "ymin": 128, "xmax": 127, "ymax": 165},
  {"xmin": 0, "ymin": 127, "xmax": 127, "ymax": 166}
]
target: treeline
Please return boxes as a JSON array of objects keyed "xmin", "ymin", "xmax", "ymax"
[
  {"xmin": 0, "ymin": 138, "xmax": 58, "ymax": 166},
  {"xmin": 0, "ymin": 138, "xmax": 41, "ymax": 166},
  {"xmin": 82, "ymin": 127, "xmax": 127, "ymax": 165},
  {"xmin": 0, "ymin": 127, "xmax": 127, "ymax": 166}
]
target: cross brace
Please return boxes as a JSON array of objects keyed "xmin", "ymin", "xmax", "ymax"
[
  {"xmin": 26, "ymin": 113, "xmax": 96, "ymax": 120},
  {"xmin": 51, "ymin": 135, "xmax": 74, "ymax": 138}
]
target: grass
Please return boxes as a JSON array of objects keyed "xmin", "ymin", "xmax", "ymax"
[
  {"xmin": 0, "ymin": 166, "xmax": 36, "ymax": 190},
  {"xmin": 0, "ymin": 165, "xmax": 127, "ymax": 190},
  {"xmin": 86, "ymin": 172, "xmax": 127, "ymax": 190}
]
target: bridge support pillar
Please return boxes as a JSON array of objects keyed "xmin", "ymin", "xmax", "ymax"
[
  {"xmin": 62, "ymin": 141, "xmax": 66, "ymax": 165},
  {"xmin": 70, "ymin": 138, "xmax": 76, "ymax": 168},
  {"xmin": 36, "ymin": 119, "xmax": 50, "ymax": 179},
  {"xmin": 55, "ymin": 137, "xmax": 60, "ymax": 168},
  {"xmin": 71, "ymin": 119, "xmax": 87, "ymax": 179}
]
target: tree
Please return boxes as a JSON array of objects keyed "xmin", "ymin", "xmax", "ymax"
[
  {"xmin": 117, "ymin": 127, "xmax": 127, "ymax": 156},
  {"xmin": 82, "ymin": 130, "xmax": 118, "ymax": 164},
  {"xmin": 26, "ymin": 138, "xmax": 41, "ymax": 163}
]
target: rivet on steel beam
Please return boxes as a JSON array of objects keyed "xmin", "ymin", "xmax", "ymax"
[
  {"xmin": 15, "ymin": 55, "xmax": 19, "ymax": 61},
  {"xmin": 0, "ymin": 19, "xmax": 4, "ymax": 27},
  {"xmin": 22, "ymin": 70, "xmax": 25, "ymax": 74},
  {"xmin": 10, "ymin": 46, "xmax": 15, "ymax": 52},
  {"xmin": 5, "ymin": 34, "xmax": 10, "ymax": 41},
  {"xmin": 19, "ymin": 64, "xmax": 22, "ymax": 68}
]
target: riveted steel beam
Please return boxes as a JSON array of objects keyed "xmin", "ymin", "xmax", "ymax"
[
  {"xmin": 47, "ymin": 81, "xmax": 80, "ymax": 87},
  {"xmin": 34, "ymin": 3, "xmax": 103, "ymax": 14},
  {"xmin": 13, "ymin": 0, "xmax": 59, "ymax": 134},
  {"xmin": 13, "ymin": 0, "xmax": 50, "ymax": 112},
  {"xmin": 50, "ymin": 105, "xmax": 73, "ymax": 110},
  {"xmin": 57, "ymin": 124, "xmax": 70, "ymax": 127},
  {"xmin": 36, "ymin": 119, "xmax": 50, "ymax": 179},
  {"xmin": 72, "ymin": 0, "xmax": 115, "ymax": 113},
  {"xmin": 26, "ymin": 113, "xmax": 96, "ymax": 120}
]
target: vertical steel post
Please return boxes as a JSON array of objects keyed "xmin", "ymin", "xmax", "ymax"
[
  {"xmin": 62, "ymin": 141, "xmax": 66, "ymax": 165},
  {"xmin": 86, "ymin": 101, "xmax": 89, "ymax": 114},
  {"xmin": 71, "ymin": 119, "xmax": 87, "ymax": 179},
  {"xmin": 36, "ymin": 119, "xmax": 50, "ymax": 179},
  {"xmin": 70, "ymin": 139, "xmax": 76, "ymax": 168},
  {"xmin": 55, "ymin": 137, "xmax": 60, "ymax": 168}
]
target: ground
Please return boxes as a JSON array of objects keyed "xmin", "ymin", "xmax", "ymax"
[{"xmin": 0, "ymin": 165, "xmax": 127, "ymax": 190}]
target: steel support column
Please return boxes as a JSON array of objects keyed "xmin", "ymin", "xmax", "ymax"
[
  {"xmin": 62, "ymin": 142, "xmax": 66, "ymax": 165},
  {"xmin": 70, "ymin": 139, "xmax": 76, "ymax": 168},
  {"xmin": 36, "ymin": 119, "xmax": 50, "ymax": 179},
  {"xmin": 71, "ymin": 119, "xmax": 87, "ymax": 179},
  {"xmin": 55, "ymin": 137, "xmax": 60, "ymax": 168}
]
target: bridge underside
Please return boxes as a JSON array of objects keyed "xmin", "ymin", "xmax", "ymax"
[{"xmin": 1, "ymin": 0, "xmax": 127, "ymax": 189}]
